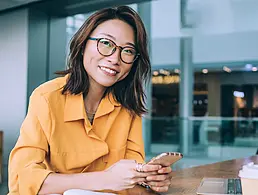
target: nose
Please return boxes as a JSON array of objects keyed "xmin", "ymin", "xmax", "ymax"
[{"xmin": 106, "ymin": 48, "xmax": 120, "ymax": 65}]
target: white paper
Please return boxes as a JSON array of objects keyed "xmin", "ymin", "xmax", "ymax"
[{"xmin": 239, "ymin": 162, "xmax": 258, "ymax": 179}]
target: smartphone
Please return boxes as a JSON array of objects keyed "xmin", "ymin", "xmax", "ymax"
[
  {"xmin": 139, "ymin": 152, "xmax": 183, "ymax": 189},
  {"xmin": 147, "ymin": 152, "xmax": 183, "ymax": 167}
]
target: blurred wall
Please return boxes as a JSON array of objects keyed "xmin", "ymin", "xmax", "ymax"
[
  {"xmin": 151, "ymin": 0, "xmax": 258, "ymax": 66},
  {"xmin": 192, "ymin": 32, "xmax": 258, "ymax": 63},
  {"xmin": 152, "ymin": 32, "xmax": 258, "ymax": 66},
  {"xmin": 0, "ymin": 8, "xmax": 66, "ymax": 181},
  {"xmin": 188, "ymin": 0, "xmax": 258, "ymax": 34},
  {"xmin": 151, "ymin": 0, "xmax": 258, "ymax": 36},
  {"xmin": 151, "ymin": 0, "xmax": 181, "ymax": 38},
  {"xmin": 0, "ymin": 9, "xmax": 29, "ymax": 171}
]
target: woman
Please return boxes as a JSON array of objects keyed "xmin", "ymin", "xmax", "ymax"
[{"xmin": 8, "ymin": 6, "xmax": 172, "ymax": 195}]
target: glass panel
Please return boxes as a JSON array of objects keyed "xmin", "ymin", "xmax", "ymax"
[
  {"xmin": 66, "ymin": 17, "xmax": 74, "ymax": 27},
  {"xmin": 151, "ymin": 117, "xmax": 179, "ymax": 144},
  {"xmin": 74, "ymin": 14, "xmax": 85, "ymax": 20},
  {"xmin": 191, "ymin": 118, "xmax": 258, "ymax": 160},
  {"xmin": 127, "ymin": 3, "xmax": 137, "ymax": 11},
  {"xmin": 66, "ymin": 27, "xmax": 74, "ymax": 35},
  {"xmin": 74, "ymin": 19, "xmax": 84, "ymax": 29},
  {"xmin": 191, "ymin": 66, "xmax": 258, "ymax": 161}
]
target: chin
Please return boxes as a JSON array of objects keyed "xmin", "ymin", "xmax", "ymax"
[
  {"xmin": 101, "ymin": 84, "xmax": 113, "ymax": 88},
  {"xmin": 98, "ymin": 80, "xmax": 116, "ymax": 88}
]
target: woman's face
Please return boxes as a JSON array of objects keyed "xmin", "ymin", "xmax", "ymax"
[{"xmin": 83, "ymin": 19, "xmax": 136, "ymax": 89}]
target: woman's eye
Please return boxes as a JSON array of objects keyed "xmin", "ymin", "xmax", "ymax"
[
  {"xmin": 100, "ymin": 40, "xmax": 112, "ymax": 47},
  {"xmin": 123, "ymin": 49, "xmax": 135, "ymax": 55},
  {"xmin": 124, "ymin": 49, "xmax": 132, "ymax": 54}
]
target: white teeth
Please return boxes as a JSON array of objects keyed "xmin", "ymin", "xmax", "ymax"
[{"xmin": 100, "ymin": 66, "xmax": 117, "ymax": 74}]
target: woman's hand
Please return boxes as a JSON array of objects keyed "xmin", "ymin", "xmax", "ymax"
[
  {"xmin": 103, "ymin": 160, "xmax": 161, "ymax": 191},
  {"xmin": 144, "ymin": 166, "xmax": 172, "ymax": 192}
]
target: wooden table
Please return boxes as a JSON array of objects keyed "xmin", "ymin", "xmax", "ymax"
[{"xmin": 122, "ymin": 155, "xmax": 258, "ymax": 195}]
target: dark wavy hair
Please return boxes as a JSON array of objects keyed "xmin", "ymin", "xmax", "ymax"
[{"xmin": 56, "ymin": 6, "xmax": 151, "ymax": 116}]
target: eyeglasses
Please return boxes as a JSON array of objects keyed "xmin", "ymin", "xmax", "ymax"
[{"xmin": 88, "ymin": 37, "xmax": 139, "ymax": 64}]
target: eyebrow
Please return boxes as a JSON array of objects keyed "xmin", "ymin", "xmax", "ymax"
[{"xmin": 99, "ymin": 33, "xmax": 136, "ymax": 48}]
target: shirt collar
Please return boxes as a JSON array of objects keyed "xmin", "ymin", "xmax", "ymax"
[
  {"xmin": 95, "ymin": 93, "xmax": 121, "ymax": 119},
  {"xmin": 64, "ymin": 91, "xmax": 121, "ymax": 122},
  {"xmin": 64, "ymin": 93, "xmax": 85, "ymax": 122}
]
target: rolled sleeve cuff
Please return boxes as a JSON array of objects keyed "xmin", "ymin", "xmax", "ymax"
[
  {"xmin": 125, "ymin": 151, "xmax": 145, "ymax": 163},
  {"xmin": 18, "ymin": 168, "xmax": 54, "ymax": 195}
]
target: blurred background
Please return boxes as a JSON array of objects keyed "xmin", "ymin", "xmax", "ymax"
[{"xmin": 1, "ymin": 0, "xmax": 258, "ymax": 193}]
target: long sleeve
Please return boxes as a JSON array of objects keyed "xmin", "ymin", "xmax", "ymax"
[
  {"xmin": 8, "ymin": 90, "xmax": 54, "ymax": 195},
  {"xmin": 125, "ymin": 116, "xmax": 145, "ymax": 163}
]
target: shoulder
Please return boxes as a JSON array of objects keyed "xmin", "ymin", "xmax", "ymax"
[
  {"xmin": 30, "ymin": 76, "xmax": 67, "ymax": 102},
  {"xmin": 119, "ymin": 106, "xmax": 143, "ymax": 123},
  {"xmin": 34, "ymin": 76, "xmax": 66, "ymax": 95}
]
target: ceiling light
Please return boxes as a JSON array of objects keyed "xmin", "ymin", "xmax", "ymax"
[
  {"xmin": 159, "ymin": 69, "xmax": 170, "ymax": 75},
  {"xmin": 245, "ymin": 64, "xmax": 253, "ymax": 69},
  {"xmin": 159, "ymin": 69, "xmax": 165, "ymax": 74},
  {"xmin": 223, "ymin": 66, "xmax": 231, "ymax": 73},
  {"xmin": 174, "ymin": 69, "xmax": 180, "ymax": 74},
  {"xmin": 164, "ymin": 70, "xmax": 170, "ymax": 76},
  {"xmin": 202, "ymin": 69, "xmax": 208, "ymax": 74},
  {"xmin": 153, "ymin": 71, "xmax": 159, "ymax": 76},
  {"xmin": 233, "ymin": 91, "xmax": 244, "ymax": 98}
]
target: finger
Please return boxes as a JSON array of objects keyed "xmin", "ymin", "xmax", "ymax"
[
  {"xmin": 151, "ymin": 186, "xmax": 169, "ymax": 192},
  {"xmin": 158, "ymin": 166, "xmax": 172, "ymax": 174},
  {"xmin": 127, "ymin": 178, "xmax": 143, "ymax": 188},
  {"xmin": 142, "ymin": 164, "xmax": 161, "ymax": 172},
  {"xmin": 167, "ymin": 172, "xmax": 173, "ymax": 179},
  {"xmin": 126, "ymin": 184, "xmax": 136, "ymax": 189},
  {"xmin": 146, "ymin": 174, "xmax": 168, "ymax": 181},
  {"xmin": 134, "ymin": 170, "xmax": 158, "ymax": 178},
  {"xmin": 133, "ymin": 177, "xmax": 147, "ymax": 184},
  {"xmin": 128, "ymin": 178, "xmax": 147, "ymax": 189}
]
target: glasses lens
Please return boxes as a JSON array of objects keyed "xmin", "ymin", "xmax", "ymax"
[
  {"xmin": 98, "ymin": 38, "xmax": 115, "ymax": 56},
  {"xmin": 97, "ymin": 38, "xmax": 138, "ymax": 63},
  {"xmin": 121, "ymin": 47, "xmax": 137, "ymax": 63}
]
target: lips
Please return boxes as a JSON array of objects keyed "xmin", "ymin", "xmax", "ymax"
[{"xmin": 98, "ymin": 65, "xmax": 119, "ymax": 76}]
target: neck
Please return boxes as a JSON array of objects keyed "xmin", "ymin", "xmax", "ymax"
[{"xmin": 84, "ymin": 80, "xmax": 106, "ymax": 113}]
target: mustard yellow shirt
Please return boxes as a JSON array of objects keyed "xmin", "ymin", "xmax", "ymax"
[{"xmin": 8, "ymin": 76, "xmax": 145, "ymax": 195}]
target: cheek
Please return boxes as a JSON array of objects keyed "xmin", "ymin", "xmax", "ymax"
[
  {"xmin": 83, "ymin": 50, "xmax": 102, "ymax": 69},
  {"xmin": 83, "ymin": 56, "xmax": 92, "ymax": 71}
]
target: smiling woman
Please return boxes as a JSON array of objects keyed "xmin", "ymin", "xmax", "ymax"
[{"xmin": 8, "ymin": 6, "xmax": 172, "ymax": 195}]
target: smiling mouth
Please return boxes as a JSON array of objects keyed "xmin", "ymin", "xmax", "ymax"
[{"xmin": 98, "ymin": 66, "xmax": 118, "ymax": 76}]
